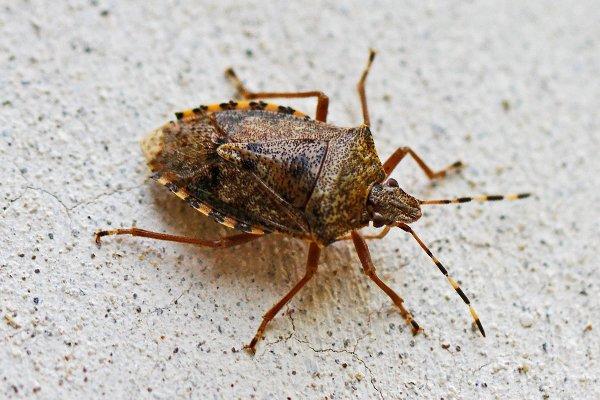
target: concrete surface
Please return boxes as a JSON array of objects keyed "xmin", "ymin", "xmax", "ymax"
[{"xmin": 1, "ymin": 1, "xmax": 599, "ymax": 399}]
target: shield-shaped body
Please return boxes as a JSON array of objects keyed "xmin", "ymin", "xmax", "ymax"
[{"xmin": 142, "ymin": 102, "xmax": 386, "ymax": 245}]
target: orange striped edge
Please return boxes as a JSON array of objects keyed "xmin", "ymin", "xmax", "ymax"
[
  {"xmin": 151, "ymin": 172, "xmax": 267, "ymax": 235},
  {"xmin": 174, "ymin": 100, "xmax": 310, "ymax": 122}
]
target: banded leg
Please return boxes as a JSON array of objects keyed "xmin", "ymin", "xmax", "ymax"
[
  {"xmin": 356, "ymin": 49, "xmax": 376, "ymax": 127},
  {"xmin": 396, "ymin": 223, "xmax": 485, "ymax": 337},
  {"xmin": 383, "ymin": 146, "xmax": 463, "ymax": 179},
  {"xmin": 95, "ymin": 227, "xmax": 261, "ymax": 248},
  {"xmin": 419, "ymin": 192, "xmax": 531, "ymax": 205},
  {"xmin": 351, "ymin": 231, "xmax": 421, "ymax": 334},
  {"xmin": 224, "ymin": 68, "xmax": 329, "ymax": 122},
  {"xmin": 245, "ymin": 242, "xmax": 321, "ymax": 354}
]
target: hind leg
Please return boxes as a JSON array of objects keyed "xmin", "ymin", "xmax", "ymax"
[
  {"xmin": 224, "ymin": 68, "xmax": 329, "ymax": 122},
  {"xmin": 95, "ymin": 227, "xmax": 261, "ymax": 248},
  {"xmin": 245, "ymin": 242, "xmax": 320, "ymax": 354}
]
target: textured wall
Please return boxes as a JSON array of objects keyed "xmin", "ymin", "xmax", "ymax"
[{"xmin": 1, "ymin": 1, "xmax": 598, "ymax": 398}]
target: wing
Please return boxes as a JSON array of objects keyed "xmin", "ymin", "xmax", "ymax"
[
  {"xmin": 217, "ymin": 139, "xmax": 328, "ymax": 209},
  {"xmin": 213, "ymin": 109, "xmax": 348, "ymax": 142},
  {"xmin": 141, "ymin": 112, "xmax": 311, "ymax": 237}
]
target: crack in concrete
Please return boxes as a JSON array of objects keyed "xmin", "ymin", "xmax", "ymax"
[
  {"xmin": 151, "ymin": 283, "xmax": 194, "ymax": 315},
  {"xmin": 5, "ymin": 164, "xmax": 142, "ymax": 209},
  {"xmin": 67, "ymin": 183, "xmax": 144, "ymax": 212},
  {"xmin": 25, "ymin": 185, "xmax": 73, "ymax": 223},
  {"xmin": 171, "ymin": 283, "xmax": 193, "ymax": 306},
  {"xmin": 259, "ymin": 310, "xmax": 382, "ymax": 398},
  {"xmin": 3, "ymin": 184, "xmax": 82, "ymax": 238},
  {"xmin": 294, "ymin": 337, "xmax": 384, "ymax": 400},
  {"xmin": 262, "ymin": 309, "xmax": 296, "ymax": 350},
  {"xmin": 6, "ymin": 191, "xmax": 25, "ymax": 204},
  {"xmin": 2, "ymin": 191, "xmax": 27, "ymax": 214},
  {"xmin": 3, "ymin": 182, "xmax": 143, "ymax": 230}
]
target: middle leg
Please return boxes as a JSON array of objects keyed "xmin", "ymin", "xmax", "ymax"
[
  {"xmin": 382, "ymin": 146, "xmax": 463, "ymax": 179},
  {"xmin": 224, "ymin": 68, "xmax": 329, "ymax": 122},
  {"xmin": 338, "ymin": 225, "xmax": 392, "ymax": 241}
]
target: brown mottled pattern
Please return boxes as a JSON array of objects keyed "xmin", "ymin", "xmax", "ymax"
[
  {"xmin": 143, "ymin": 108, "xmax": 386, "ymax": 245},
  {"xmin": 141, "ymin": 113, "xmax": 310, "ymax": 236},
  {"xmin": 214, "ymin": 110, "xmax": 347, "ymax": 141},
  {"xmin": 217, "ymin": 139, "xmax": 327, "ymax": 209},
  {"xmin": 305, "ymin": 126, "xmax": 386, "ymax": 244}
]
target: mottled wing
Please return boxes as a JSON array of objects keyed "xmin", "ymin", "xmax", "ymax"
[
  {"xmin": 141, "ymin": 114, "xmax": 310, "ymax": 237},
  {"xmin": 214, "ymin": 109, "xmax": 348, "ymax": 142},
  {"xmin": 217, "ymin": 139, "xmax": 328, "ymax": 209}
]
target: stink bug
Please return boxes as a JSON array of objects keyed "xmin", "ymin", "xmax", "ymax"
[{"xmin": 95, "ymin": 50, "xmax": 530, "ymax": 353}]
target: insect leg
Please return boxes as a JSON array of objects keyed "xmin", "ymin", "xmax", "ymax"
[
  {"xmin": 350, "ymin": 230, "xmax": 422, "ymax": 335},
  {"xmin": 94, "ymin": 228, "xmax": 261, "ymax": 248},
  {"xmin": 338, "ymin": 225, "xmax": 392, "ymax": 241},
  {"xmin": 356, "ymin": 49, "xmax": 376, "ymax": 127},
  {"xmin": 419, "ymin": 192, "xmax": 531, "ymax": 205},
  {"xmin": 245, "ymin": 242, "xmax": 320, "ymax": 354},
  {"xmin": 382, "ymin": 146, "xmax": 463, "ymax": 179},
  {"xmin": 224, "ymin": 68, "xmax": 329, "ymax": 122},
  {"xmin": 395, "ymin": 223, "xmax": 486, "ymax": 337}
]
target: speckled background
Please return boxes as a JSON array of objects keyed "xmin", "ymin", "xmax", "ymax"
[{"xmin": 1, "ymin": 1, "xmax": 598, "ymax": 399}]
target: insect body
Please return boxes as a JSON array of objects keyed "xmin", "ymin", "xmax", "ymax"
[{"xmin": 96, "ymin": 51, "xmax": 530, "ymax": 353}]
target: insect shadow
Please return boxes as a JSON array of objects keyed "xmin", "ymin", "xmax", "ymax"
[
  {"xmin": 148, "ymin": 179, "xmax": 420, "ymax": 341},
  {"xmin": 146, "ymin": 183, "xmax": 313, "ymax": 284},
  {"xmin": 147, "ymin": 180, "xmax": 384, "ymax": 328}
]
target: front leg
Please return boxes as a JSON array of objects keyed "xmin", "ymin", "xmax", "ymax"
[{"xmin": 351, "ymin": 230, "xmax": 421, "ymax": 335}]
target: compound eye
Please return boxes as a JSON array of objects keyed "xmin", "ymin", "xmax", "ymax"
[
  {"xmin": 386, "ymin": 178, "xmax": 399, "ymax": 187},
  {"xmin": 372, "ymin": 212, "xmax": 386, "ymax": 228}
]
